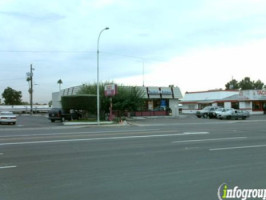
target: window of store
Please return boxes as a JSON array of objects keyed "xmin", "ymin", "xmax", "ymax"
[
  {"xmin": 231, "ymin": 102, "xmax": 239, "ymax": 109},
  {"xmin": 252, "ymin": 101, "xmax": 262, "ymax": 111},
  {"xmin": 217, "ymin": 102, "xmax": 224, "ymax": 107},
  {"xmin": 199, "ymin": 103, "xmax": 211, "ymax": 109},
  {"xmin": 188, "ymin": 104, "xmax": 196, "ymax": 110}
]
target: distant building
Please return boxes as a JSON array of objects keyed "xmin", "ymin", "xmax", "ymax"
[
  {"xmin": 182, "ymin": 89, "xmax": 266, "ymax": 115},
  {"xmin": 52, "ymin": 85, "xmax": 183, "ymax": 117}
]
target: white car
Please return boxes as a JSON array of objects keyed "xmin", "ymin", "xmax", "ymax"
[
  {"xmin": 0, "ymin": 111, "xmax": 17, "ymax": 125},
  {"xmin": 218, "ymin": 109, "xmax": 249, "ymax": 120}
]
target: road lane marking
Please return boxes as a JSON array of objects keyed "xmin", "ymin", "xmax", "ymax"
[
  {"xmin": 0, "ymin": 153, "xmax": 3, "ymax": 155},
  {"xmin": 0, "ymin": 165, "xmax": 16, "ymax": 169},
  {"xmin": 0, "ymin": 132, "xmax": 209, "ymax": 146},
  {"xmin": 0, "ymin": 129, "xmax": 161, "ymax": 138},
  {"xmin": 210, "ymin": 144, "xmax": 266, "ymax": 151},
  {"xmin": 183, "ymin": 132, "xmax": 209, "ymax": 135},
  {"xmin": 0, "ymin": 130, "xmax": 209, "ymax": 139},
  {"xmin": 172, "ymin": 137, "xmax": 247, "ymax": 144}
]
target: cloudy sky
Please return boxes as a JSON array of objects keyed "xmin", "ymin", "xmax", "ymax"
[{"xmin": 1, "ymin": 0, "xmax": 266, "ymax": 103}]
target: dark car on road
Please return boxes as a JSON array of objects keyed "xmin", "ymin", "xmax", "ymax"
[{"xmin": 48, "ymin": 108, "xmax": 80, "ymax": 122}]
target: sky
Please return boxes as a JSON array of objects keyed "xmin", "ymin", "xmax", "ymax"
[{"xmin": 1, "ymin": 0, "xmax": 266, "ymax": 103}]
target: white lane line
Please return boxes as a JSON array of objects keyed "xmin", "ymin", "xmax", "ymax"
[
  {"xmin": 0, "ymin": 132, "xmax": 209, "ymax": 146},
  {"xmin": 210, "ymin": 144, "xmax": 266, "ymax": 151},
  {"xmin": 172, "ymin": 137, "xmax": 247, "ymax": 144},
  {"xmin": 183, "ymin": 132, "xmax": 209, "ymax": 135},
  {"xmin": 0, "ymin": 129, "xmax": 160, "ymax": 138},
  {"xmin": 0, "ymin": 165, "xmax": 16, "ymax": 169},
  {"xmin": 0, "ymin": 153, "xmax": 3, "ymax": 155}
]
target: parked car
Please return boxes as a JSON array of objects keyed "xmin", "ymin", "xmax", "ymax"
[
  {"xmin": 211, "ymin": 108, "xmax": 228, "ymax": 119},
  {"xmin": 218, "ymin": 108, "xmax": 250, "ymax": 120},
  {"xmin": 0, "ymin": 111, "xmax": 17, "ymax": 125},
  {"xmin": 48, "ymin": 108, "xmax": 80, "ymax": 122},
  {"xmin": 196, "ymin": 106, "xmax": 221, "ymax": 118}
]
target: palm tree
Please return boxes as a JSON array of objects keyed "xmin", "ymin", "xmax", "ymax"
[{"xmin": 57, "ymin": 79, "xmax": 63, "ymax": 91}]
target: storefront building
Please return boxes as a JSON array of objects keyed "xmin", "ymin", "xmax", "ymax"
[
  {"xmin": 52, "ymin": 85, "xmax": 183, "ymax": 117},
  {"xmin": 182, "ymin": 89, "xmax": 266, "ymax": 115}
]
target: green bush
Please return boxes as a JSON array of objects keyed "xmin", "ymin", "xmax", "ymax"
[{"xmin": 61, "ymin": 95, "xmax": 96, "ymax": 114}]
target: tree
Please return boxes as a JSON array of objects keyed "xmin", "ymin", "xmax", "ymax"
[
  {"xmin": 57, "ymin": 79, "xmax": 63, "ymax": 91},
  {"xmin": 2, "ymin": 87, "xmax": 22, "ymax": 105},
  {"xmin": 225, "ymin": 77, "xmax": 265, "ymax": 90},
  {"xmin": 238, "ymin": 77, "xmax": 254, "ymax": 90},
  {"xmin": 225, "ymin": 79, "xmax": 239, "ymax": 90},
  {"xmin": 77, "ymin": 82, "xmax": 145, "ymax": 114},
  {"xmin": 253, "ymin": 79, "xmax": 264, "ymax": 90}
]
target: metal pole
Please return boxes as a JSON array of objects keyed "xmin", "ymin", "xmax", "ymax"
[
  {"xmin": 97, "ymin": 27, "xmax": 109, "ymax": 125},
  {"xmin": 142, "ymin": 60, "xmax": 145, "ymax": 87},
  {"xmin": 30, "ymin": 64, "xmax": 33, "ymax": 115}
]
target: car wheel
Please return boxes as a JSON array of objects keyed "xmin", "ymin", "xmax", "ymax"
[
  {"xmin": 203, "ymin": 113, "xmax": 208, "ymax": 118},
  {"xmin": 13, "ymin": 122, "xmax": 16, "ymax": 125},
  {"xmin": 226, "ymin": 116, "xmax": 231, "ymax": 120},
  {"xmin": 51, "ymin": 119, "xmax": 55, "ymax": 122},
  {"xmin": 242, "ymin": 117, "xmax": 246, "ymax": 120}
]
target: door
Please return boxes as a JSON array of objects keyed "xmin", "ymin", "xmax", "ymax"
[{"xmin": 263, "ymin": 102, "xmax": 266, "ymax": 114}]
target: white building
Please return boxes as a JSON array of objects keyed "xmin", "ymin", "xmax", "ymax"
[
  {"xmin": 182, "ymin": 89, "xmax": 266, "ymax": 115},
  {"xmin": 52, "ymin": 85, "xmax": 183, "ymax": 117}
]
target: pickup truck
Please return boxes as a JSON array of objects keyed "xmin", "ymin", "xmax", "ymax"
[{"xmin": 48, "ymin": 108, "xmax": 80, "ymax": 122}]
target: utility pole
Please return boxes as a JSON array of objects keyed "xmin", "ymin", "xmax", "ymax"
[{"xmin": 27, "ymin": 64, "xmax": 34, "ymax": 115}]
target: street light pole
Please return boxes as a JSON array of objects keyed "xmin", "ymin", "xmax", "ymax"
[{"xmin": 97, "ymin": 27, "xmax": 109, "ymax": 125}]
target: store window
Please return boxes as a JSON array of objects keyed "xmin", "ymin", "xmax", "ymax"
[
  {"xmin": 199, "ymin": 104, "xmax": 211, "ymax": 109},
  {"xmin": 231, "ymin": 102, "xmax": 239, "ymax": 109},
  {"xmin": 188, "ymin": 104, "xmax": 196, "ymax": 110},
  {"xmin": 252, "ymin": 102, "xmax": 262, "ymax": 111},
  {"xmin": 217, "ymin": 102, "xmax": 224, "ymax": 107}
]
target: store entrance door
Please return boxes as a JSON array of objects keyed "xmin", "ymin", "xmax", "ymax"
[{"xmin": 263, "ymin": 102, "xmax": 266, "ymax": 114}]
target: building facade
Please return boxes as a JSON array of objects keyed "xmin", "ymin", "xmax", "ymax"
[
  {"xmin": 182, "ymin": 90, "xmax": 266, "ymax": 115},
  {"xmin": 52, "ymin": 85, "xmax": 183, "ymax": 117}
]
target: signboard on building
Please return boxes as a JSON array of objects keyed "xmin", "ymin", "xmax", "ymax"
[
  {"xmin": 147, "ymin": 87, "xmax": 173, "ymax": 99},
  {"xmin": 241, "ymin": 90, "xmax": 266, "ymax": 100},
  {"xmin": 104, "ymin": 84, "xmax": 118, "ymax": 97}
]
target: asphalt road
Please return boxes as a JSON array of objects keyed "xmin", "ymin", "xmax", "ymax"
[{"xmin": 0, "ymin": 116, "xmax": 266, "ymax": 200}]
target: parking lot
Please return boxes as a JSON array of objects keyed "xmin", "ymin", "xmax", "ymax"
[{"xmin": 0, "ymin": 114, "xmax": 63, "ymax": 129}]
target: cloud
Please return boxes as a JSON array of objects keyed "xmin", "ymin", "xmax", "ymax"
[
  {"xmin": 0, "ymin": 10, "xmax": 65, "ymax": 22},
  {"xmin": 116, "ymin": 38, "xmax": 266, "ymax": 94}
]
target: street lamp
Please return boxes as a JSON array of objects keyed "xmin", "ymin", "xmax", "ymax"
[{"xmin": 97, "ymin": 27, "xmax": 109, "ymax": 125}]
